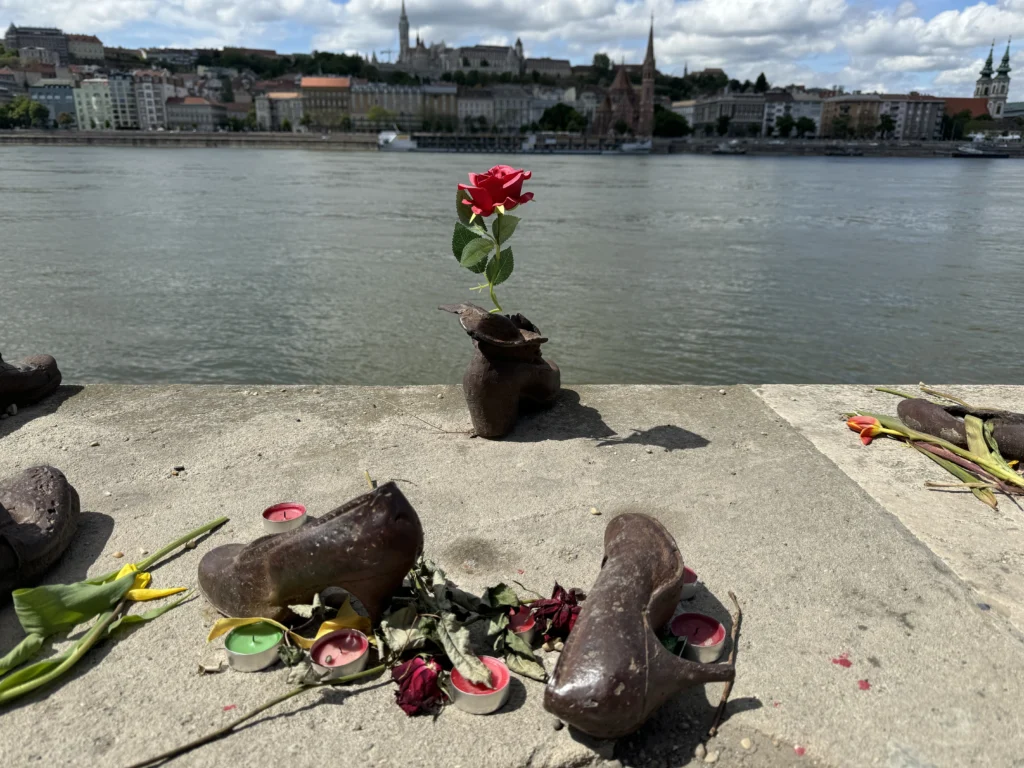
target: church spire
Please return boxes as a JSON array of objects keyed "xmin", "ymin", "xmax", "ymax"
[
  {"xmin": 401, "ymin": 0, "xmax": 407, "ymax": 18},
  {"xmin": 998, "ymin": 37, "xmax": 1012, "ymax": 76},
  {"xmin": 644, "ymin": 14, "xmax": 655, "ymax": 67},
  {"xmin": 980, "ymin": 41, "xmax": 994, "ymax": 78}
]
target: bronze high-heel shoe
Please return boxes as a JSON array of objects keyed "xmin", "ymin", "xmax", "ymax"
[
  {"xmin": 544, "ymin": 513, "xmax": 735, "ymax": 738},
  {"xmin": 197, "ymin": 482, "xmax": 423, "ymax": 623},
  {"xmin": 440, "ymin": 303, "xmax": 560, "ymax": 438}
]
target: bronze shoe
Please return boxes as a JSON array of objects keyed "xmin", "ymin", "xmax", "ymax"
[
  {"xmin": 0, "ymin": 353, "xmax": 62, "ymax": 411},
  {"xmin": 544, "ymin": 513, "xmax": 735, "ymax": 738},
  {"xmin": 197, "ymin": 482, "xmax": 424, "ymax": 623},
  {"xmin": 1, "ymin": 466, "xmax": 81, "ymax": 600},
  {"xmin": 440, "ymin": 303, "xmax": 560, "ymax": 438},
  {"xmin": 898, "ymin": 398, "xmax": 1024, "ymax": 462}
]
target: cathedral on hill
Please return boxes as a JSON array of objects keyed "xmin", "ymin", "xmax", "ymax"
[
  {"xmin": 974, "ymin": 39, "xmax": 1013, "ymax": 118},
  {"xmin": 594, "ymin": 20, "xmax": 656, "ymax": 137},
  {"xmin": 395, "ymin": 1, "xmax": 524, "ymax": 75}
]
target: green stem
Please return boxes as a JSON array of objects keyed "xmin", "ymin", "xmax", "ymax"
[
  {"xmin": 124, "ymin": 664, "xmax": 387, "ymax": 768},
  {"xmin": 89, "ymin": 517, "xmax": 229, "ymax": 583},
  {"xmin": 488, "ymin": 236, "xmax": 502, "ymax": 313},
  {"xmin": 0, "ymin": 600, "xmax": 127, "ymax": 706},
  {"xmin": 874, "ymin": 387, "xmax": 918, "ymax": 399},
  {"xmin": 918, "ymin": 384, "xmax": 975, "ymax": 409}
]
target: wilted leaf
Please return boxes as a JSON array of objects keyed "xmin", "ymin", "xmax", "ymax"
[
  {"xmin": 107, "ymin": 592, "xmax": 192, "ymax": 636},
  {"xmin": 484, "ymin": 583, "xmax": 520, "ymax": 610},
  {"xmin": 487, "ymin": 613, "xmax": 510, "ymax": 640},
  {"xmin": 0, "ymin": 633, "xmax": 44, "ymax": 678},
  {"xmin": 379, "ymin": 605, "xmax": 429, "ymax": 660},
  {"xmin": 12, "ymin": 571, "xmax": 135, "ymax": 638},
  {"xmin": 278, "ymin": 645, "xmax": 305, "ymax": 667},
  {"xmin": 503, "ymin": 629, "xmax": 546, "ymax": 681},
  {"xmin": 434, "ymin": 614, "xmax": 491, "ymax": 686}
]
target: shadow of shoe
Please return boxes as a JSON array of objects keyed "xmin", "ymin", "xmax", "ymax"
[
  {"xmin": 0, "ymin": 385, "xmax": 84, "ymax": 440},
  {"xmin": 596, "ymin": 425, "xmax": 710, "ymax": 452},
  {"xmin": 504, "ymin": 389, "xmax": 617, "ymax": 442}
]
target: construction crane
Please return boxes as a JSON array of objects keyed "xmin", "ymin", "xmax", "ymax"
[{"xmin": 379, "ymin": 48, "xmax": 395, "ymax": 63}]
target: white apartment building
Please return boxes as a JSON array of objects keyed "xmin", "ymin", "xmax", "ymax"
[
  {"xmin": 108, "ymin": 72, "xmax": 138, "ymax": 128},
  {"xmin": 457, "ymin": 87, "xmax": 494, "ymax": 125},
  {"xmin": 133, "ymin": 70, "xmax": 172, "ymax": 130},
  {"xmin": 762, "ymin": 89, "xmax": 823, "ymax": 136},
  {"xmin": 74, "ymin": 78, "xmax": 113, "ymax": 129},
  {"xmin": 879, "ymin": 94, "xmax": 945, "ymax": 140}
]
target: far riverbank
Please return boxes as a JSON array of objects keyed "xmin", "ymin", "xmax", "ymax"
[{"xmin": 2, "ymin": 130, "xmax": 1022, "ymax": 158}]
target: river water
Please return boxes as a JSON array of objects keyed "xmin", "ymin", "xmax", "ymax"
[{"xmin": 1, "ymin": 146, "xmax": 1021, "ymax": 384}]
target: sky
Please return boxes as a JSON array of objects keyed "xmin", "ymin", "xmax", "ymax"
[{"xmin": 1, "ymin": 0, "xmax": 1020, "ymax": 96}]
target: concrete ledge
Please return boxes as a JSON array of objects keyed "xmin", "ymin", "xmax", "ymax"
[{"xmin": 1, "ymin": 385, "xmax": 1022, "ymax": 767}]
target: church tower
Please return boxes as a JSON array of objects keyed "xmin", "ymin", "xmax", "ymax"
[
  {"xmin": 637, "ymin": 17, "xmax": 656, "ymax": 137},
  {"xmin": 399, "ymin": 0, "xmax": 410, "ymax": 63},
  {"xmin": 992, "ymin": 38, "xmax": 1012, "ymax": 117},
  {"xmin": 974, "ymin": 42, "xmax": 995, "ymax": 98}
]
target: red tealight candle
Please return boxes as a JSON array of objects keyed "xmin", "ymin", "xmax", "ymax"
[
  {"xmin": 261, "ymin": 502, "xmax": 307, "ymax": 533},
  {"xmin": 509, "ymin": 606, "xmax": 535, "ymax": 633},
  {"xmin": 671, "ymin": 613, "xmax": 725, "ymax": 647},
  {"xmin": 311, "ymin": 631, "xmax": 368, "ymax": 668}
]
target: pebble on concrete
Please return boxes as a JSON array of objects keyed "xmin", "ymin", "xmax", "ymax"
[
  {"xmin": 719, "ymin": 389, "xmax": 727, "ymax": 395},
  {"xmin": 741, "ymin": 738, "xmax": 752, "ymax": 750},
  {"xmin": 590, "ymin": 507, "xmax": 601, "ymax": 515},
  {"xmin": 90, "ymin": 441, "xmax": 100, "ymax": 447},
  {"xmin": 173, "ymin": 465, "xmax": 185, "ymax": 472},
  {"xmin": 695, "ymin": 743, "xmax": 707, "ymax": 759},
  {"xmin": 704, "ymin": 750, "xmax": 719, "ymax": 764},
  {"xmin": 113, "ymin": 551, "xmax": 124, "ymax": 558}
]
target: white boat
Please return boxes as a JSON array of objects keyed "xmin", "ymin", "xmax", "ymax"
[{"xmin": 378, "ymin": 129, "xmax": 417, "ymax": 151}]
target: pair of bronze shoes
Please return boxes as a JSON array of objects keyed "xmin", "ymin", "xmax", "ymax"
[
  {"xmin": 1, "ymin": 466, "xmax": 80, "ymax": 599},
  {"xmin": 0, "ymin": 353, "xmax": 62, "ymax": 412}
]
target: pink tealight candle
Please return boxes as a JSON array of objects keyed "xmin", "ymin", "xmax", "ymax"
[
  {"xmin": 262, "ymin": 502, "xmax": 307, "ymax": 533},
  {"xmin": 670, "ymin": 612, "xmax": 726, "ymax": 663},
  {"xmin": 309, "ymin": 629, "xmax": 369, "ymax": 679},
  {"xmin": 449, "ymin": 656, "xmax": 511, "ymax": 715},
  {"xmin": 508, "ymin": 605, "xmax": 536, "ymax": 645}
]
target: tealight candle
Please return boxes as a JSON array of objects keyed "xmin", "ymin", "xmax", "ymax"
[
  {"xmin": 309, "ymin": 629, "xmax": 370, "ymax": 680},
  {"xmin": 508, "ymin": 605, "xmax": 536, "ymax": 645},
  {"xmin": 670, "ymin": 613, "xmax": 726, "ymax": 664},
  {"xmin": 225, "ymin": 622, "xmax": 284, "ymax": 672},
  {"xmin": 449, "ymin": 656, "xmax": 511, "ymax": 715},
  {"xmin": 681, "ymin": 566, "xmax": 700, "ymax": 600},
  {"xmin": 262, "ymin": 502, "xmax": 307, "ymax": 534}
]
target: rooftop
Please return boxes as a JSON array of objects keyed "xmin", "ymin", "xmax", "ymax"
[
  {"xmin": 266, "ymin": 91, "xmax": 300, "ymax": 100},
  {"xmin": 67, "ymin": 34, "xmax": 102, "ymax": 43},
  {"xmin": 300, "ymin": 76, "xmax": 351, "ymax": 89}
]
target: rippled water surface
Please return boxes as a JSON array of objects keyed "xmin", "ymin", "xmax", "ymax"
[{"xmin": 1, "ymin": 147, "xmax": 1021, "ymax": 384}]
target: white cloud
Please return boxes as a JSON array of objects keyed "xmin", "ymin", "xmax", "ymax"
[{"xmin": 1, "ymin": 0, "xmax": 1022, "ymax": 95}]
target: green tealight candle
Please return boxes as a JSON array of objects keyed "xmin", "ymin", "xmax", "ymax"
[{"xmin": 225, "ymin": 622, "xmax": 284, "ymax": 655}]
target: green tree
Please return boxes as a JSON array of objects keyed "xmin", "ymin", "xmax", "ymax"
[
  {"xmin": 281, "ymin": 118, "xmax": 292, "ymax": 132},
  {"xmin": 613, "ymin": 118, "xmax": 629, "ymax": 135},
  {"xmin": 300, "ymin": 113, "xmax": 312, "ymax": 128},
  {"xmin": 747, "ymin": 123, "xmax": 760, "ymax": 137},
  {"xmin": 716, "ymin": 115, "xmax": 731, "ymax": 136},
  {"xmin": 220, "ymin": 78, "xmax": 234, "ymax": 103},
  {"xmin": 593, "ymin": 52, "xmax": 611, "ymax": 73},
  {"xmin": 538, "ymin": 102, "xmax": 587, "ymax": 132},
  {"xmin": 830, "ymin": 114, "xmax": 851, "ymax": 139},
  {"xmin": 775, "ymin": 114, "xmax": 796, "ymax": 137},
  {"xmin": 754, "ymin": 72, "xmax": 769, "ymax": 93},
  {"xmin": 57, "ymin": 112, "xmax": 74, "ymax": 129},
  {"xmin": 245, "ymin": 108, "xmax": 257, "ymax": 131},
  {"xmin": 877, "ymin": 114, "xmax": 896, "ymax": 138},
  {"xmin": 702, "ymin": 123, "xmax": 714, "ymax": 137},
  {"xmin": 367, "ymin": 104, "xmax": 397, "ymax": 126},
  {"xmin": 795, "ymin": 116, "xmax": 816, "ymax": 137},
  {"xmin": 652, "ymin": 104, "xmax": 690, "ymax": 137}
]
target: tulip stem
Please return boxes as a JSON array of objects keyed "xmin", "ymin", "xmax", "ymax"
[
  {"xmin": 125, "ymin": 664, "xmax": 387, "ymax": 768},
  {"xmin": 90, "ymin": 517, "xmax": 229, "ymax": 584},
  {"xmin": 874, "ymin": 387, "xmax": 918, "ymax": 399}
]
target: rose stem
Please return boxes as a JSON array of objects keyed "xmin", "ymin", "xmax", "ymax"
[
  {"xmin": 124, "ymin": 664, "xmax": 387, "ymax": 768},
  {"xmin": 708, "ymin": 590, "xmax": 742, "ymax": 738}
]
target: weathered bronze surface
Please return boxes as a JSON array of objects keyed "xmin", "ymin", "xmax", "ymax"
[
  {"xmin": 0, "ymin": 466, "xmax": 80, "ymax": 599},
  {"xmin": 544, "ymin": 513, "xmax": 735, "ymax": 739},
  {"xmin": 898, "ymin": 398, "xmax": 1024, "ymax": 461},
  {"xmin": 197, "ymin": 482, "xmax": 423, "ymax": 622},
  {"xmin": 440, "ymin": 303, "xmax": 560, "ymax": 439}
]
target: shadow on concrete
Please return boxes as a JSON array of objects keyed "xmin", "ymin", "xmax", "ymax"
[
  {"xmin": 614, "ymin": 585, "xmax": 758, "ymax": 768},
  {"xmin": 505, "ymin": 390, "xmax": 616, "ymax": 442},
  {"xmin": 0, "ymin": 386, "xmax": 84, "ymax": 440},
  {"xmin": 596, "ymin": 425, "xmax": 710, "ymax": 453}
]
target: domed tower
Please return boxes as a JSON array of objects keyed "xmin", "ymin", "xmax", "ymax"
[
  {"xmin": 637, "ymin": 16, "xmax": 656, "ymax": 137},
  {"xmin": 992, "ymin": 38, "xmax": 1012, "ymax": 117},
  {"xmin": 399, "ymin": 0, "xmax": 410, "ymax": 63}
]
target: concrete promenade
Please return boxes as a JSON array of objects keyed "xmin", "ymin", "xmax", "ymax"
[{"xmin": 1, "ymin": 385, "xmax": 1022, "ymax": 767}]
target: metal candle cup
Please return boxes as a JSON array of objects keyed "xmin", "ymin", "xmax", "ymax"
[
  {"xmin": 309, "ymin": 629, "xmax": 370, "ymax": 680},
  {"xmin": 670, "ymin": 612, "xmax": 726, "ymax": 664},
  {"xmin": 681, "ymin": 566, "xmax": 700, "ymax": 600},
  {"xmin": 225, "ymin": 622, "xmax": 284, "ymax": 672},
  {"xmin": 449, "ymin": 656, "xmax": 511, "ymax": 715},
  {"xmin": 508, "ymin": 605, "xmax": 536, "ymax": 645},
  {"xmin": 262, "ymin": 502, "xmax": 307, "ymax": 534}
]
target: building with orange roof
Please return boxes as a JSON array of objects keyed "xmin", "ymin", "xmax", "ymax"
[{"xmin": 300, "ymin": 76, "xmax": 351, "ymax": 128}]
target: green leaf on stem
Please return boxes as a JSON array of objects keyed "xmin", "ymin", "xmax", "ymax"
[
  {"xmin": 434, "ymin": 614, "xmax": 491, "ymax": 686},
  {"xmin": 452, "ymin": 222, "xmax": 482, "ymax": 264},
  {"xmin": 502, "ymin": 627, "xmax": 547, "ymax": 681},
  {"xmin": 0, "ymin": 649, "xmax": 72, "ymax": 695},
  {"xmin": 964, "ymin": 416, "xmax": 991, "ymax": 461},
  {"xmin": 483, "ymin": 583, "xmax": 520, "ymax": 610},
  {"xmin": 12, "ymin": 572, "xmax": 135, "ymax": 638},
  {"xmin": 107, "ymin": 592, "xmax": 192, "ymax": 637},
  {"xmin": 485, "ymin": 248, "xmax": 514, "ymax": 286},
  {"xmin": 456, "ymin": 189, "xmax": 474, "ymax": 226},
  {"xmin": 461, "ymin": 238, "xmax": 493, "ymax": 270},
  {"xmin": 492, "ymin": 214, "xmax": 520, "ymax": 245},
  {"xmin": 0, "ymin": 633, "xmax": 44, "ymax": 678}
]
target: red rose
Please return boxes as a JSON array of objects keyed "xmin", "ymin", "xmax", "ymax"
[
  {"xmin": 532, "ymin": 583, "xmax": 586, "ymax": 642},
  {"xmin": 391, "ymin": 656, "xmax": 446, "ymax": 716},
  {"xmin": 458, "ymin": 165, "xmax": 534, "ymax": 217}
]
